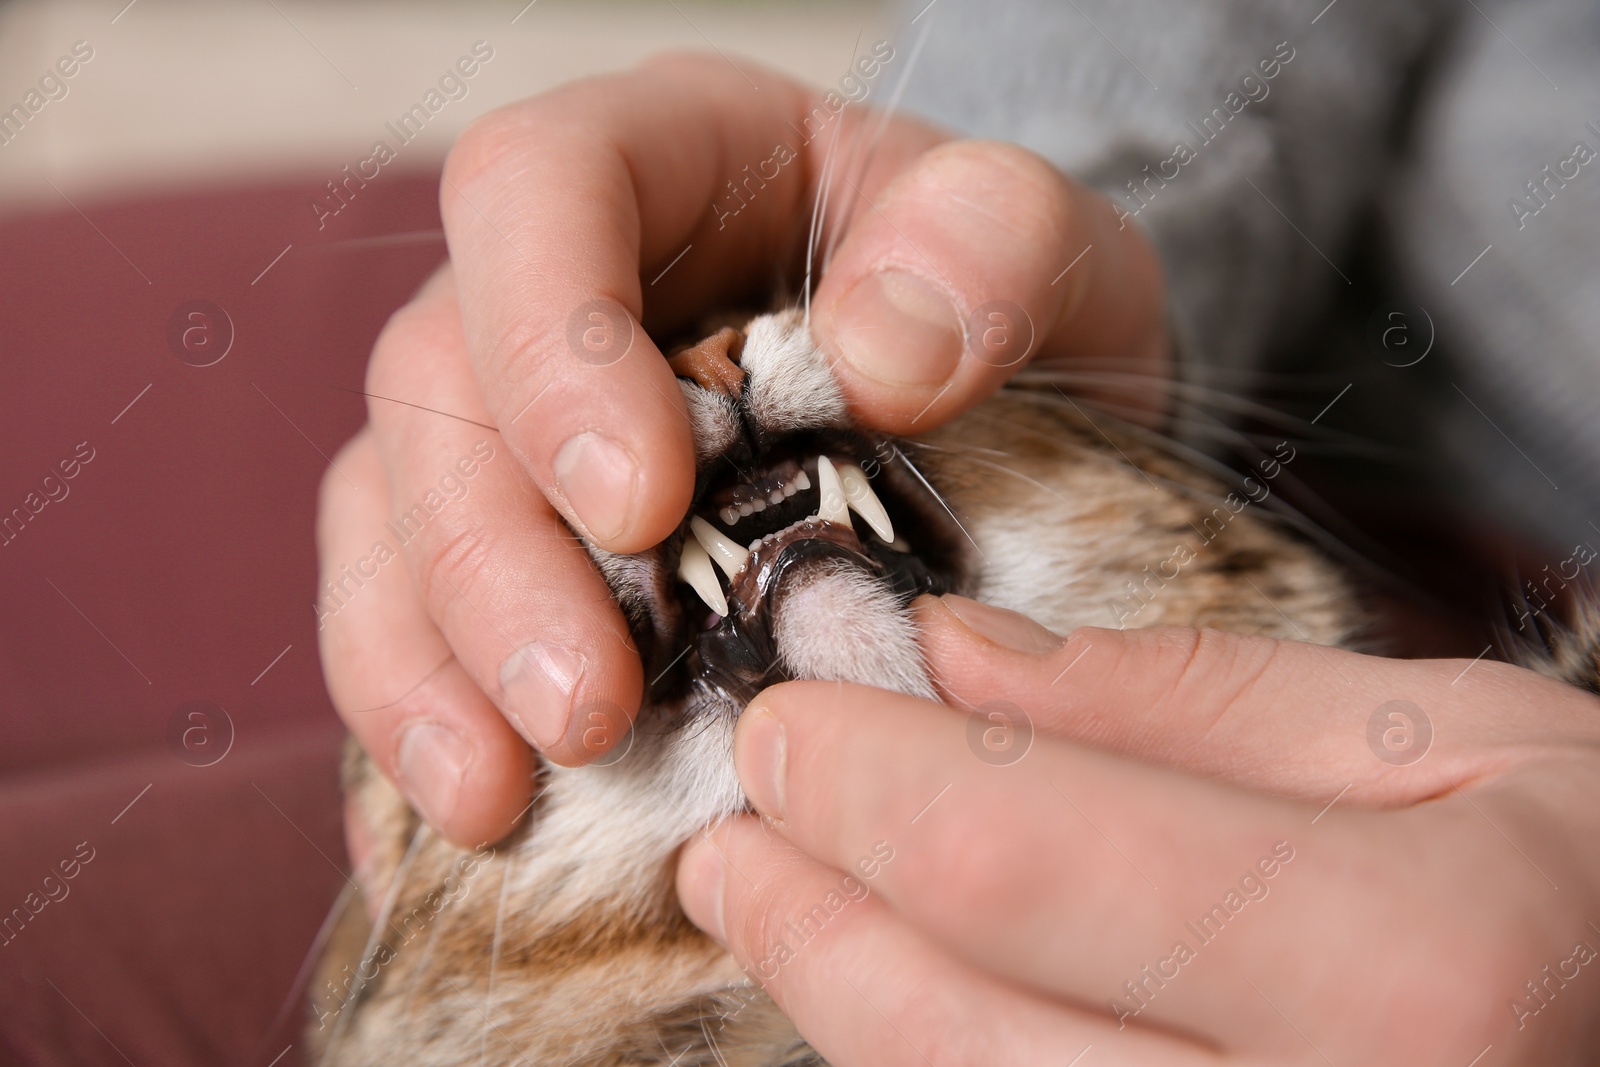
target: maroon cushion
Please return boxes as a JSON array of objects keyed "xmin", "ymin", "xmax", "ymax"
[{"xmin": 0, "ymin": 171, "xmax": 446, "ymax": 1066}]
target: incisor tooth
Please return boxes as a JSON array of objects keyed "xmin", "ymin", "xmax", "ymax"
[
  {"xmin": 839, "ymin": 462, "xmax": 895, "ymax": 543},
  {"xmin": 815, "ymin": 456, "xmax": 850, "ymax": 525},
  {"xmin": 720, "ymin": 505, "xmax": 739, "ymax": 526},
  {"xmin": 690, "ymin": 516, "xmax": 750, "ymax": 578},
  {"xmin": 677, "ymin": 536, "xmax": 728, "ymax": 616}
]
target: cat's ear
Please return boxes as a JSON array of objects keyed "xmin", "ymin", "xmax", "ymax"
[{"xmin": 667, "ymin": 327, "xmax": 745, "ymax": 398}]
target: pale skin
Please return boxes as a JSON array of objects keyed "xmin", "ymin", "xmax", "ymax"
[
  {"xmin": 317, "ymin": 53, "xmax": 1600, "ymax": 1064},
  {"xmin": 676, "ymin": 595, "xmax": 1600, "ymax": 1064}
]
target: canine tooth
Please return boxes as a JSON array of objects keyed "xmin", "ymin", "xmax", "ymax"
[
  {"xmin": 690, "ymin": 516, "xmax": 750, "ymax": 578},
  {"xmin": 677, "ymin": 536, "xmax": 728, "ymax": 616},
  {"xmin": 815, "ymin": 456, "xmax": 850, "ymax": 525},
  {"xmin": 720, "ymin": 506, "xmax": 739, "ymax": 526},
  {"xmin": 838, "ymin": 463, "xmax": 894, "ymax": 543}
]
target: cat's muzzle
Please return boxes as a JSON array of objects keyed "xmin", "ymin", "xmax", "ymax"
[{"xmin": 667, "ymin": 448, "xmax": 956, "ymax": 706}]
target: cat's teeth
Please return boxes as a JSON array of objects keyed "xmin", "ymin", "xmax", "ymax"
[
  {"xmin": 815, "ymin": 456, "xmax": 851, "ymax": 525},
  {"xmin": 690, "ymin": 516, "xmax": 750, "ymax": 578},
  {"xmin": 677, "ymin": 535, "xmax": 728, "ymax": 616},
  {"xmin": 838, "ymin": 462, "xmax": 895, "ymax": 543},
  {"xmin": 738, "ymin": 503, "xmax": 755, "ymax": 518},
  {"xmin": 719, "ymin": 505, "xmax": 739, "ymax": 526},
  {"xmin": 768, "ymin": 488, "xmax": 785, "ymax": 505},
  {"xmin": 795, "ymin": 470, "xmax": 811, "ymax": 492}
]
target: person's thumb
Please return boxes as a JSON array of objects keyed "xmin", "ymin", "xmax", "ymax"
[{"xmin": 812, "ymin": 140, "xmax": 1168, "ymax": 434}]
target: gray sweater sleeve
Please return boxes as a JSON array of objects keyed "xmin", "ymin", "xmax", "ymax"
[
  {"xmin": 897, "ymin": 0, "xmax": 1443, "ymax": 395},
  {"xmin": 899, "ymin": 0, "xmax": 1600, "ymax": 550}
]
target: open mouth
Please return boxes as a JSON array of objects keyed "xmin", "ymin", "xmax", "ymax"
[{"xmin": 654, "ymin": 434, "xmax": 966, "ymax": 706}]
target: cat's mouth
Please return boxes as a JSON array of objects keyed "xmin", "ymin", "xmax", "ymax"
[{"xmin": 652, "ymin": 435, "xmax": 965, "ymax": 706}]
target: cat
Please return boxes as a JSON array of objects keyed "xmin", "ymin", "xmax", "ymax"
[{"xmin": 304, "ymin": 303, "xmax": 1400, "ymax": 1066}]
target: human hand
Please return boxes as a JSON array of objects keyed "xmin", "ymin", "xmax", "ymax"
[
  {"xmin": 676, "ymin": 594, "xmax": 1600, "ymax": 1065},
  {"xmin": 317, "ymin": 52, "xmax": 1169, "ymax": 846}
]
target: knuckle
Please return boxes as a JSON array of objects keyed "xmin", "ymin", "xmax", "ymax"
[
  {"xmin": 478, "ymin": 304, "xmax": 569, "ymax": 391},
  {"xmin": 1162, "ymin": 626, "xmax": 1280, "ymax": 717},
  {"xmin": 443, "ymin": 104, "xmax": 539, "ymax": 195},
  {"xmin": 732, "ymin": 877, "xmax": 802, "ymax": 985},
  {"xmin": 412, "ymin": 515, "xmax": 497, "ymax": 615}
]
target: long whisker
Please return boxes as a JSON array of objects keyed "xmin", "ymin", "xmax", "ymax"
[
  {"xmin": 701, "ymin": 1013, "xmax": 732, "ymax": 1067},
  {"xmin": 1016, "ymin": 369, "xmax": 1372, "ymax": 443},
  {"xmin": 802, "ymin": 90, "xmax": 848, "ymax": 326},
  {"xmin": 320, "ymin": 820, "xmax": 429, "ymax": 1064},
  {"xmin": 1023, "ymin": 355, "xmax": 1358, "ymax": 391},
  {"xmin": 256, "ymin": 880, "xmax": 357, "ymax": 1064},
  {"xmin": 1070, "ymin": 395, "xmax": 1401, "ymax": 463},
  {"xmin": 1004, "ymin": 388, "xmax": 1425, "ymax": 595},
  {"xmin": 959, "ymin": 455, "xmax": 1066, "ymax": 500},
  {"xmin": 478, "ymin": 837, "xmax": 518, "ymax": 1067},
  {"xmin": 822, "ymin": 16, "xmax": 933, "ymax": 274},
  {"xmin": 890, "ymin": 443, "xmax": 984, "ymax": 559}
]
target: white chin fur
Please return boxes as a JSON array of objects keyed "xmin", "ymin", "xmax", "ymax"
[{"xmin": 773, "ymin": 561, "xmax": 934, "ymax": 701}]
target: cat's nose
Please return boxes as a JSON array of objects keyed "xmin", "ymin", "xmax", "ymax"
[{"xmin": 668, "ymin": 327, "xmax": 746, "ymax": 398}]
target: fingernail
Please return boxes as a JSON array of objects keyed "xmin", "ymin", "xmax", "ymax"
[
  {"xmin": 823, "ymin": 269, "xmax": 965, "ymax": 388},
  {"xmin": 396, "ymin": 722, "xmax": 470, "ymax": 829},
  {"xmin": 499, "ymin": 642, "xmax": 587, "ymax": 750},
  {"xmin": 941, "ymin": 594, "xmax": 1065, "ymax": 656},
  {"xmin": 734, "ymin": 705, "xmax": 787, "ymax": 820},
  {"xmin": 553, "ymin": 431, "xmax": 639, "ymax": 543},
  {"xmin": 677, "ymin": 834, "xmax": 727, "ymax": 944}
]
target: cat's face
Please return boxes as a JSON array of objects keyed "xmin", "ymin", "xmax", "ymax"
[
  {"xmin": 586, "ymin": 309, "xmax": 971, "ymax": 738},
  {"xmin": 314, "ymin": 309, "xmax": 1358, "ymax": 1066}
]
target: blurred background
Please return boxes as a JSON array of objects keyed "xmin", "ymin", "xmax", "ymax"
[{"xmin": 0, "ymin": 2, "xmax": 886, "ymax": 1064}]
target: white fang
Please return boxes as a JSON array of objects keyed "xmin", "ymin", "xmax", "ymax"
[
  {"xmin": 690, "ymin": 516, "xmax": 750, "ymax": 578},
  {"xmin": 677, "ymin": 535, "xmax": 728, "ymax": 616},
  {"xmin": 815, "ymin": 456, "xmax": 850, "ymax": 525},
  {"xmin": 839, "ymin": 462, "xmax": 894, "ymax": 543}
]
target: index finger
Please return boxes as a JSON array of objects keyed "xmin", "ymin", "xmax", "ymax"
[{"xmin": 440, "ymin": 52, "xmax": 940, "ymax": 553}]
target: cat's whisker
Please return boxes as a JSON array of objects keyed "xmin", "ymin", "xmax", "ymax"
[
  {"xmin": 257, "ymin": 880, "xmax": 357, "ymax": 1064},
  {"xmin": 397, "ymin": 883, "xmax": 450, "ymax": 1043},
  {"xmin": 1021, "ymin": 388, "xmax": 1422, "ymax": 595},
  {"xmin": 479, "ymin": 829, "xmax": 520, "ymax": 1066},
  {"xmin": 960, "ymin": 455, "xmax": 1066, "ymax": 500},
  {"xmin": 802, "ymin": 87, "xmax": 848, "ymax": 327},
  {"xmin": 821, "ymin": 17, "xmax": 933, "ymax": 275},
  {"xmin": 1020, "ymin": 369, "xmax": 1366, "ymax": 442},
  {"xmin": 319, "ymin": 820, "xmax": 430, "ymax": 1065},
  {"xmin": 700, "ymin": 1013, "xmax": 732, "ymax": 1067},
  {"xmin": 891, "ymin": 443, "xmax": 984, "ymax": 560},
  {"xmin": 1073, "ymin": 395, "xmax": 1400, "ymax": 463}
]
